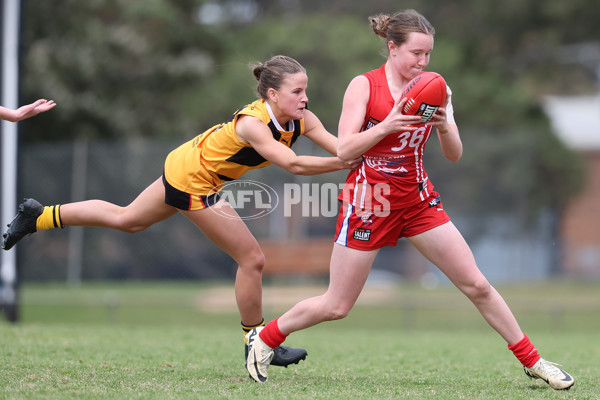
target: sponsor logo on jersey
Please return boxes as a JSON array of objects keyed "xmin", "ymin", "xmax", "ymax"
[
  {"xmin": 365, "ymin": 157, "xmax": 409, "ymax": 176},
  {"xmin": 353, "ymin": 228, "xmax": 371, "ymax": 241},
  {"xmin": 365, "ymin": 116, "xmax": 381, "ymax": 130}
]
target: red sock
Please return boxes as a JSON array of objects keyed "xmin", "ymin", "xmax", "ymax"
[
  {"xmin": 508, "ymin": 334, "xmax": 540, "ymax": 368},
  {"xmin": 259, "ymin": 318, "xmax": 288, "ymax": 349}
]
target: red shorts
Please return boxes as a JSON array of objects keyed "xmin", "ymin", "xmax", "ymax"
[{"xmin": 334, "ymin": 192, "xmax": 450, "ymax": 250}]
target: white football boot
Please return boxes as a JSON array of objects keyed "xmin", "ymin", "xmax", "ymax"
[
  {"xmin": 524, "ymin": 358, "xmax": 574, "ymax": 390},
  {"xmin": 245, "ymin": 327, "xmax": 274, "ymax": 383}
]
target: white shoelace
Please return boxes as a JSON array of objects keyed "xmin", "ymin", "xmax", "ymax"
[{"xmin": 536, "ymin": 360, "xmax": 565, "ymax": 378}]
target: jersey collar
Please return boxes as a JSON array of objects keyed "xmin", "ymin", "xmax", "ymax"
[{"xmin": 265, "ymin": 101, "xmax": 295, "ymax": 132}]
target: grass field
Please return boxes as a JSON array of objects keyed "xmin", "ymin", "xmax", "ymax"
[{"xmin": 1, "ymin": 280, "xmax": 599, "ymax": 399}]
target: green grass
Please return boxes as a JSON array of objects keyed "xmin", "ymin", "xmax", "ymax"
[{"xmin": 0, "ymin": 281, "xmax": 599, "ymax": 399}]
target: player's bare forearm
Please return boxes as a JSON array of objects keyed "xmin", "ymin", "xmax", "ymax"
[{"xmin": 286, "ymin": 155, "xmax": 361, "ymax": 175}]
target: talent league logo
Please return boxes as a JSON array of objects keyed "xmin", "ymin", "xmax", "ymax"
[
  {"xmin": 209, "ymin": 180, "xmax": 279, "ymax": 220},
  {"xmin": 417, "ymin": 103, "xmax": 439, "ymax": 123},
  {"xmin": 353, "ymin": 228, "xmax": 371, "ymax": 241}
]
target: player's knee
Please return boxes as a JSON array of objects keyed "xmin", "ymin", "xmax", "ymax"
[
  {"xmin": 324, "ymin": 302, "xmax": 352, "ymax": 321},
  {"xmin": 240, "ymin": 248, "xmax": 265, "ymax": 273},
  {"xmin": 114, "ymin": 210, "xmax": 151, "ymax": 233},
  {"xmin": 463, "ymin": 278, "xmax": 492, "ymax": 302}
]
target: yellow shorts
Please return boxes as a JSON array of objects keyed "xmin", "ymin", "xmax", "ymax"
[{"xmin": 163, "ymin": 141, "xmax": 221, "ymax": 210}]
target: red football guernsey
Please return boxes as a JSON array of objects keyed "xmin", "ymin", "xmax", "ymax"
[{"xmin": 339, "ymin": 64, "xmax": 436, "ymax": 211}]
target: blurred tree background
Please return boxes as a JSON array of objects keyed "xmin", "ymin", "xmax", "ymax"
[
  {"xmin": 10, "ymin": 0, "xmax": 600, "ymax": 280},
  {"xmin": 20, "ymin": 0, "xmax": 598, "ymax": 216}
]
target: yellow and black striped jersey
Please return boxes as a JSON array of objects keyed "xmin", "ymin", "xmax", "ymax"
[{"xmin": 164, "ymin": 99, "xmax": 305, "ymax": 197}]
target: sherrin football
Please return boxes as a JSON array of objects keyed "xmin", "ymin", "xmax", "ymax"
[{"xmin": 401, "ymin": 71, "xmax": 447, "ymax": 124}]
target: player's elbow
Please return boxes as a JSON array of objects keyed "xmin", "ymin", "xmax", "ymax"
[
  {"xmin": 284, "ymin": 158, "xmax": 307, "ymax": 175},
  {"xmin": 443, "ymin": 145, "xmax": 463, "ymax": 162},
  {"xmin": 285, "ymin": 164, "xmax": 304, "ymax": 175},
  {"xmin": 336, "ymin": 144, "xmax": 358, "ymax": 163},
  {"xmin": 337, "ymin": 151, "xmax": 353, "ymax": 163},
  {"xmin": 446, "ymin": 152, "xmax": 462, "ymax": 162}
]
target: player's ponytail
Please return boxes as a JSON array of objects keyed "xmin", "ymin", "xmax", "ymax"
[
  {"xmin": 252, "ymin": 63, "xmax": 264, "ymax": 81},
  {"xmin": 369, "ymin": 14, "xmax": 391, "ymax": 39},
  {"xmin": 369, "ymin": 9, "xmax": 435, "ymax": 48}
]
